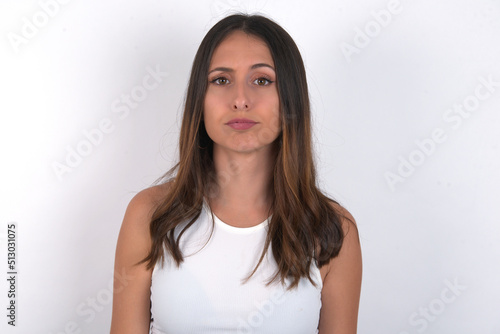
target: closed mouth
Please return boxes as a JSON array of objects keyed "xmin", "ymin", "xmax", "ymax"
[{"xmin": 225, "ymin": 119, "xmax": 257, "ymax": 125}]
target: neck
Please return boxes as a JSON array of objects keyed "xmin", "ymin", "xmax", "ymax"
[{"xmin": 209, "ymin": 143, "xmax": 276, "ymax": 213}]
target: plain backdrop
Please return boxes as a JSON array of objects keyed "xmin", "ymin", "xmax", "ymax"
[{"xmin": 1, "ymin": 0, "xmax": 499, "ymax": 333}]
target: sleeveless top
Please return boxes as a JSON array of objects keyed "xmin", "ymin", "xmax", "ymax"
[{"xmin": 149, "ymin": 199, "xmax": 323, "ymax": 334}]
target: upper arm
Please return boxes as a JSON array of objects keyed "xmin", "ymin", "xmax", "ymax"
[
  {"xmin": 318, "ymin": 203, "xmax": 362, "ymax": 334},
  {"xmin": 110, "ymin": 186, "xmax": 162, "ymax": 334}
]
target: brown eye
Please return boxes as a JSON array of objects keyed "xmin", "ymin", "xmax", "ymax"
[
  {"xmin": 210, "ymin": 77, "xmax": 229, "ymax": 85},
  {"xmin": 253, "ymin": 77, "xmax": 273, "ymax": 86}
]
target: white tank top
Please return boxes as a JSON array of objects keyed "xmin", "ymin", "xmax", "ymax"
[{"xmin": 150, "ymin": 199, "xmax": 323, "ymax": 334}]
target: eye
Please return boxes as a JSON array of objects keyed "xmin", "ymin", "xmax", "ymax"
[
  {"xmin": 210, "ymin": 76, "xmax": 230, "ymax": 85},
  {"xmin": 253, "ymin": 77, "xmax": 274, "ymax": 86}
]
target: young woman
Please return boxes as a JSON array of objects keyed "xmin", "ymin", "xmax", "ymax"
[{"xmin": 110, "ymin": 14, "xmax": 362, "ymax": 334}]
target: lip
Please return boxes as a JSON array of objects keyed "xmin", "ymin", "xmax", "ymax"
[{"xmin": 225, "ymin": 118, "xmax": 258, "ymax": 130}]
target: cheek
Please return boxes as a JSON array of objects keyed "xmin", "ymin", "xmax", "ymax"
[
  {"xmin": 203, "ymin": 94, "xmax": 219, "ymax": 123},
  {"xmin": 258, "ymin": 89, "xmax": 279, "ymax": 113},
  {"xmin": 269, "ymin": 98, "xmax": 281, "ymax": 132},
  {"xmin": 269, "ymin": 92, "xmax": 280, "ymax": 117},
  {"xmin": 203, "ymin": 95, "xmax": 225, "ymax": 139},
  {"xmin": 203, "ymin": 94, "xmax": 213, "ymax": 115},
  {"xmin": 257, "ymin": 106, "xmax": 281, "ymax": 144}
]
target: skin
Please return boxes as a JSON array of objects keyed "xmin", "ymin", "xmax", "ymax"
[
  {"xmin": 203, "ymin": 30, "xmax": 281, "ymax": 227},
  {"xmin": 110, "ymin": 31, "xmax": 362, "ymax": 334}
]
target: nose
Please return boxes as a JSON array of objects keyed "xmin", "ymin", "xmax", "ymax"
[{"xmin": 232, "ymin": 83, "xmax": 250, "ymax": 111}]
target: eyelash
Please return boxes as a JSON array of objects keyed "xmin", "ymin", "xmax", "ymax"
[{"xmin": 209, "ymin": 76, "xmax": 274, "ymax": 86}]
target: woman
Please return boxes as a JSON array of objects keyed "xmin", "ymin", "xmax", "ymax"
[{"xmin": 110, "ymin": 13, "xmax": 362, "ymax": 334}]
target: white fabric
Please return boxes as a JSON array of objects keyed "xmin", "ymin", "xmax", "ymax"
[{"xmin": 150, "ymin": 199, "xmax": 322, "ymax": 333}]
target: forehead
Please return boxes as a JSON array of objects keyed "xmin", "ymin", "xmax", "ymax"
[{"xmin": 210, "ymin": 31, "xmax": 274, "ymax": 67}]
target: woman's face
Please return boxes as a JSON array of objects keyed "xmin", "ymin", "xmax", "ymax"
[{"xmin": 203, "ymin": 30, "xmax": 281, "ymax": 154}]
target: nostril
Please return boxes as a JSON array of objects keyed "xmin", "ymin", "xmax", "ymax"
[{"xmin": 233, "ymin": 103, "xmax": 249, "ymax": 110}]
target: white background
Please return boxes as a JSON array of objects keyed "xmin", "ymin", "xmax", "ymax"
[{"xmin": 1, "ymin": 0, "xmax": 499, "ymax": 333}]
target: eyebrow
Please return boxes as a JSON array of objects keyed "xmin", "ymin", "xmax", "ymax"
[{"xmin": 208, "ymin": 63, "xmax": 275, "ymax": 75}]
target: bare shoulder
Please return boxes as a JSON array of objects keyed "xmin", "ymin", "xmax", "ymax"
[
  {"xmin": 327, "ymin": 201, "xmax": 361, "ymax": 274},
  {"xmin": 129, "ymin": 182, "xmax": 172, "ymax": 211},
  {"xmin": 318, "ymin": 201, "xmax": 362, "ymax": 333},
  {"xmin": 329, "ymin": 201, "xmax": 359, "ymax": 242},
  {"xmin": 123, "ymin": 182, "xmax": 172, "ymax": 224},
  {"xmin": 116, "ymin": 182, "xmax": 173, "ymax": 262},
  {"xmin": 110, "ymin": 181, "xmax": 173, "ymax": 333}
]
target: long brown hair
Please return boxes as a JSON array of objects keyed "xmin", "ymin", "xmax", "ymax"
[{"xmin": 140, "ymin": 13, "xmax": 349, "ymax": 291}]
